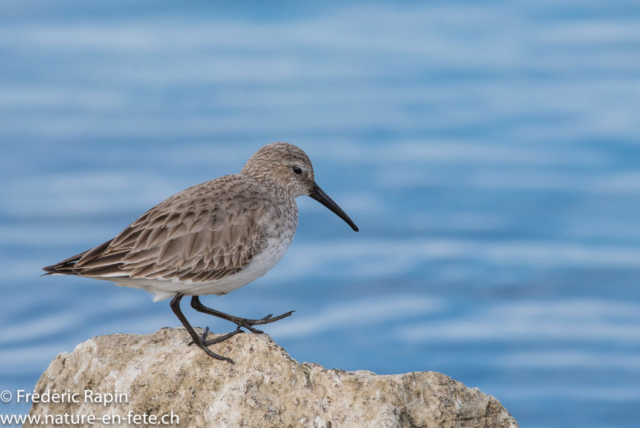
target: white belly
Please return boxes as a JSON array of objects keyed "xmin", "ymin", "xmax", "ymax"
[{"xmin": 112, "ymin": 233, "xmax": 294, "ymax": 302}]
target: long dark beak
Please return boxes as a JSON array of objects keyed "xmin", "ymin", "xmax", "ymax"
[{"xmin": 309, "ymin": 182, "xmax": 359, "ymax": 232}]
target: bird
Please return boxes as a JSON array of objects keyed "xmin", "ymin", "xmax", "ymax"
[{"xmin": 43, "ymin": 142, "xmax": 359, "ymax": 362}]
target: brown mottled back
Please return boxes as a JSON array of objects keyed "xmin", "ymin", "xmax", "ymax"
[{"xmin": 43, "ymin": 144, "xmax": 308, "ymax": 284}]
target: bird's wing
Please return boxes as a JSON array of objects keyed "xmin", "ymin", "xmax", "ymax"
[{"xmin": 44, "ymin": 177, "xmax": 273, "ymax": 283}]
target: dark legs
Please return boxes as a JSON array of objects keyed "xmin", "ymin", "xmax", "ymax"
[
  {"xmin": 191, "ymin": 296, "xmax": 294, "ymax": 334},
  {"xmin": 170, "ymin": 293, "xmax": 242, "ymax": 363},
  {"xmin": 170, "ymin": 294, "xmax": 294, "ymax": 362}
]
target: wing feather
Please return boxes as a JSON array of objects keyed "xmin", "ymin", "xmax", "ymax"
[{"xmin": 43, "ymin": 176, "xmax": 276, "ymax": 283}]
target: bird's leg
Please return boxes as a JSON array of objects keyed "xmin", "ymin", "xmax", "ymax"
[
  {"xmin": 170, "ymin": 293, "xmax": 240, "ymax": 363},
  {"xmin": 190, "ymin": 296, "xmax": 294, "ymax": 334},
  {"xmin": 187, "ymin": 326, "xmax": 210, "ymax": 346}
]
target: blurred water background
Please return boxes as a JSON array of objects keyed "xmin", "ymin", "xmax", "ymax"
[{"xmin": 1, "ymin": 1, "xmax": 640, "ymax": 426}]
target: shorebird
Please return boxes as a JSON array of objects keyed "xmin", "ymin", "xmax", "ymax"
[{"xmin": 43, "ymin": 142, "xmax": 358, "ymax": 362}]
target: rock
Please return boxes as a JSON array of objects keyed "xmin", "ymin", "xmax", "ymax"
[{"xmin": 28, "ymin": 328, "xmax": 518, "ymax": 428}]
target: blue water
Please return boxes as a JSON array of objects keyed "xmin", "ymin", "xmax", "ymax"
[{"xmin": 2, "ymin": 1, "xmax": 640, "ymax": 426}]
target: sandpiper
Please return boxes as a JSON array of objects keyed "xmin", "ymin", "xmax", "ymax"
[{"xmin": 43, "ymin": 142, "xmax": 358, "ymax": 362}]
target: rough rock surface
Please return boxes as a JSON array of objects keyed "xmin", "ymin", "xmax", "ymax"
[{"xmin": 28, "ymin": 328, "xmax": 518, "ymax": 428}]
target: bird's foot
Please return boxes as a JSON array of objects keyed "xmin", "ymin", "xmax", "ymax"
[
  {"xmin": 201, "ymin": 326, "xmax": 243, "ymax": 347},
  {"xmin": 189, "ymin": 296, "xmax": 295, "ymax": 334},
  {"xmin": 231, "ymin": 310, "xmax": 295, "ymax": 334},
  {"xmin": 188, "ymin": 326, "xmax": 243, "ymax": 363},
  {"xmin": 188, "ymin": 326, "xmax": 211, "ymax": 346},
  {"xmin": 172, "ymin": 293, "xmax": 238, "ymax": 363}
]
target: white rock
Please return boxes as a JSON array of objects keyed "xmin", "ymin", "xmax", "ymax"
[{"xmin": 27, "ymin": 328, "xmax": 518, "ymax": 428}]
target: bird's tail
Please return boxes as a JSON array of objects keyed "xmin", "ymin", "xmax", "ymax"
[{"xmin": 42, "ymin": 251, "xmax": 87, "ymax": 276}]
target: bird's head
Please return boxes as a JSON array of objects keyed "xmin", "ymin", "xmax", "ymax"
[{"xmin": 242, "ymin": 142, "xmax": 359, "ymax": 232}]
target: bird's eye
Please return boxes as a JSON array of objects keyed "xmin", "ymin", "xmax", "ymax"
[{"xmin": 292, "ymin": 166, "xmax": 302, "ymax": 175}]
